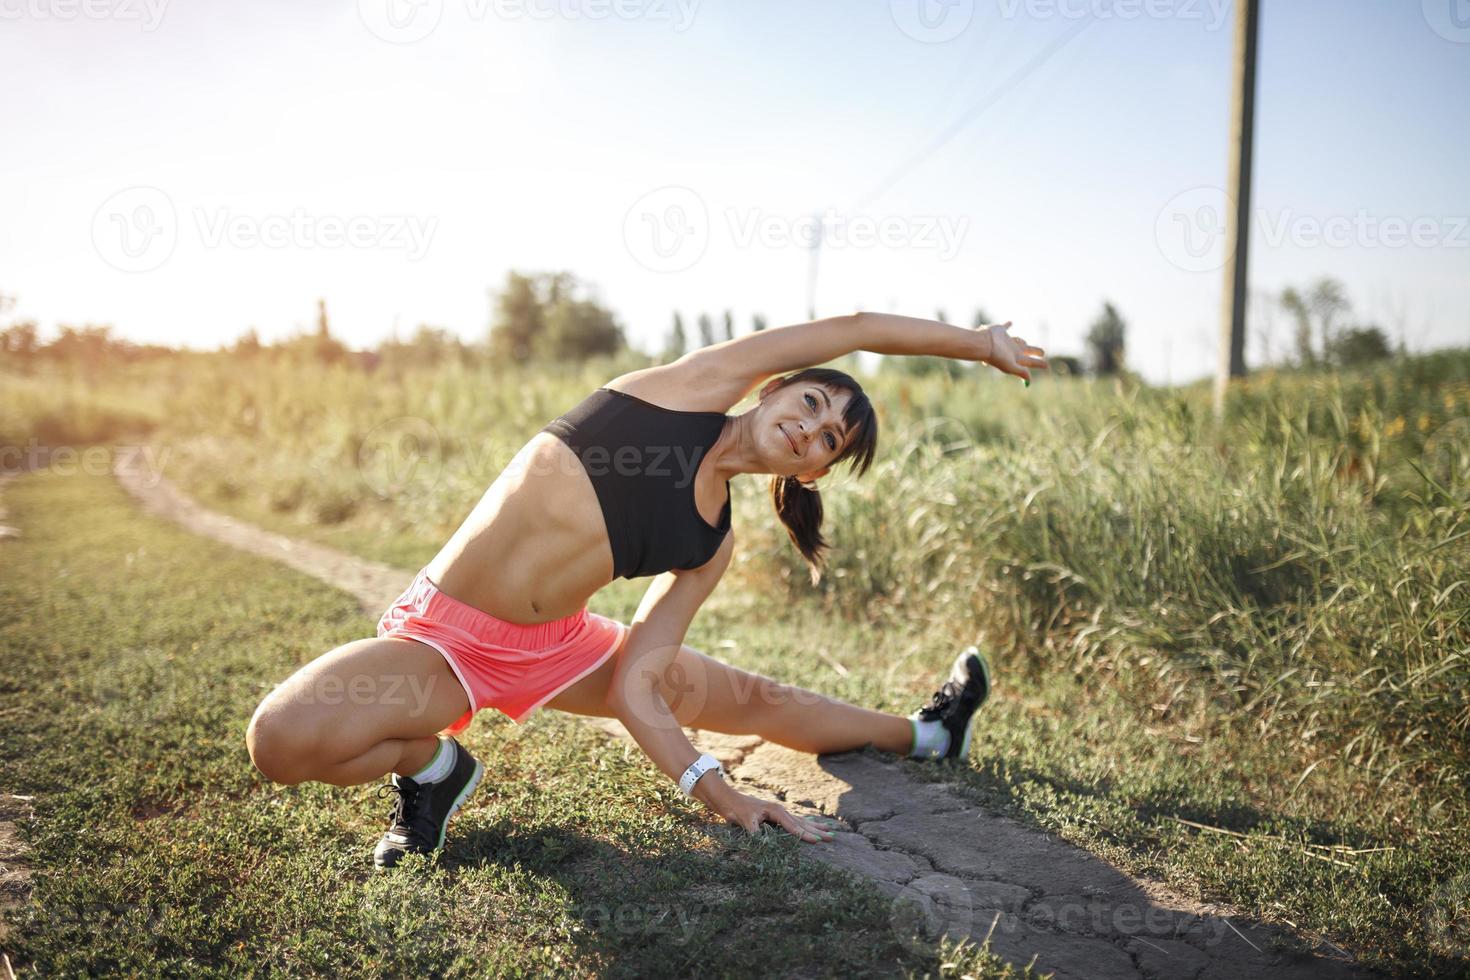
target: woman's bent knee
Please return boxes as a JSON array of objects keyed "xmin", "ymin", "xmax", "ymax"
[
  {"xmin": 244, "ymin": 636, "xmax": 470, "ymax": 785},
  {"xmin": 245, "ymin": 695, "xmax": 316, "ymax": 785}
]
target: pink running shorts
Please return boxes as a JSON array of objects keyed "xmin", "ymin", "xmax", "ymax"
[{"xmin": 376, "ymin": 567, "xmax": 630, "ymax": 736}]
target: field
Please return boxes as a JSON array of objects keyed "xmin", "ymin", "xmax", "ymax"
[{"xmin": 2, "ymin": 348, "xmax": 1468, "ymax": 976}]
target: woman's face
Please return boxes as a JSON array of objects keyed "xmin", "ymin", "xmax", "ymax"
[{"xmin": 758, "ymin": 379, "xmax": 853, "ymax": 482}]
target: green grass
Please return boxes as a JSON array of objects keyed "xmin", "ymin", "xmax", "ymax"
[
  {"xmin": 0, "ymin": 468, "xmax": 1035, "ymax": 978},
  {"xmin": 4, "ymin": 350, "xmax": 1470, "ymax": 974}
]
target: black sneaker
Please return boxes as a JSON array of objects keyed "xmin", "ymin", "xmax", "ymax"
[
  {"xmin": 373, "ymin": 737, "xmax": 484, "ymax": 870},
  {"xmin": 911, "ymin": 646, "xmax": 993, "ymax": 762}
]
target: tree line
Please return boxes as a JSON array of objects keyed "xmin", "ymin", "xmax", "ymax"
[{"xmin": 0, "ymin": 272, "xmax": 1397, "ymax": 377}]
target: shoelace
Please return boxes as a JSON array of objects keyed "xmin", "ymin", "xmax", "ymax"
[
  {"xmin": 376, "ymin": 780, "xmax": 428, "ymax": 845},
  {"xmin": 918, "ymin": 680, "xmax": 964, "ymax": 720}
]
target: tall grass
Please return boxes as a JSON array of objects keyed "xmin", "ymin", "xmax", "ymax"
[
  {"xmin": 5, "ymin": 349, "xmax": 1467, "ymax": 811},
  {"xmin": 807, "ymin": 372, "xmax": 1469, "ymax": 810}
]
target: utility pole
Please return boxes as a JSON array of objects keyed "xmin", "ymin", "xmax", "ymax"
[{"xmin": 1214, "ymin": 0, "xmax": 1260, "ymax": 420}]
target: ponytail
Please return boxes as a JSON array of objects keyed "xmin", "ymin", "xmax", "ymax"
[
  {"xmin": 770, "ymin": 473, "xmax": 827, "ymax": 586},
  {"xmin": 760, "ymin": 366, "xmax": 880, "ymax": 588}
]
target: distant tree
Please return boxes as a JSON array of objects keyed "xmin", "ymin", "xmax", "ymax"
[
  {"xmin": 48, "ymin": 325, "xmax": 125, "ymax": 370},
  {"xmin": 536, "ymin": 294, "xmax": 623, "ymax": 361},
  {"xmin": 1281, "ymin": 287, "xmax": 1314, "ymax": 367},
  {"xmin": 1329, "ymin": 326, "xmax": 1392, "ymax": 368},
  {"xmin": 1086, "ymin": 302, "xmax": 1127, "ymax": 376},
  {"xmin": 662, "ymin": 312, "xmax": 687, "ymax": 361},
  {"xmin": 0, "ymin": 321, "xmax": 39, "ymax": 364},
  {"xmin": 489, "ymin": 271, "xmax": 546, "ymax": 363},
  {"xmin": 378, "ymin": 325, "xmax": 475, "ymax": 367},
  {"xmin": 489, "ymin": 270, "xmax": 625, "ymax": 364},
  {"xmin": 935, "ymin": 309, "xmax": 949, "ymax": 323},
  {"xmin": 696, "ymin": 313, "xmax": 715, "ymax": 349},
  {"xmin": 751, "ymin": 313, "xmax": 768, "ymax": 333},
  {"xmin": 1049, "ymin": 355, "xmax": 1084, "ymax": 377},
  {"xmin": 722, "ymin": 310, "xmax": 735, "ymax": 342},
  {"xmin": 307, "ymin": 299, "xmax": 348, "ymax": 364},
  {"xmin": 1310, "ymin": 278, "xmax": 1350, "ymax": 363},
  {"xmin": 233, "ymin": 327, "xmax": 262, "ymax": 357},
  {"xmin": 971, "ymin": 308, "xmax": 992, "ymax": 328},
  {"xmin": 1280, "ymin": 277, "xmax": 1353, "ymax": 368}
]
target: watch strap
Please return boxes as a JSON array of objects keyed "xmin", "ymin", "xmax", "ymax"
[{"xmin": 678, "ymin": 753, "xmax": 724, "ymax": 796}]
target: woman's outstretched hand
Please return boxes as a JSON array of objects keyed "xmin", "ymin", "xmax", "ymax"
[
  {"xmin": 719, "ymin": 788, "xmax": 839, "ymax": 843},
  {"xmin": 976, "ymin": 321, "xmax": 1049, "ymax": 382}
]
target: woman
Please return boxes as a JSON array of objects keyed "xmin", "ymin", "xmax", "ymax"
[{"xmin": 245, "ymin": 311, "xmax": 1048, "ymax": 868}]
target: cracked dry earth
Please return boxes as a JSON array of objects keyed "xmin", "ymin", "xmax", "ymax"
[{"xmin": 108, "ymin": 456, "xmax": 1373, "ymax": 980}]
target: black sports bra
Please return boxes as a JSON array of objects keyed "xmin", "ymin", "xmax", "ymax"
[{"xmin": 540, "ymin": 387, "xmax": 732, "ymax": 579}]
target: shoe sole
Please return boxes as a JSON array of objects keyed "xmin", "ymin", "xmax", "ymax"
[{"xmin": 436, "ymin": 758, "xmax": 484, "ymax": 851}]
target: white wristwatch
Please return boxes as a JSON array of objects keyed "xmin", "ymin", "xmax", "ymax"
[{"xmin": 678, "ymin": 753, "xmax": 725, "ymax": 796}]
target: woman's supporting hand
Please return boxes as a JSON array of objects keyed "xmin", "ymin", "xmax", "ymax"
[
  {"xmin": 976, "ymin": 321, "xmax": 1049, "ymax": 382},
  {"xmin": 701, "ymin": 778, "xmax": 839, "ymax": 843}
]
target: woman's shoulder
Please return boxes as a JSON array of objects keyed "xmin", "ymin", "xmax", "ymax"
[{"xmin": 603, "ymin": 359, "xmax": 749, "ymax": 414}]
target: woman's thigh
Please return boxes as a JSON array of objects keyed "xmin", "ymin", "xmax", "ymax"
[
  {"xmin": 544, "ymin": 637, "xmax": 813, "ymax": 732},
  {"xmin": 249, "ymin": 636, "xmax": 471, "ymax": 763}
]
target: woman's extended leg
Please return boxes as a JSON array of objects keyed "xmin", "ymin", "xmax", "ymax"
[
  {"xmin": 246, "ymin": 637, "xmax": 472, "ymax": 787},
  {"xmin": 545, "ymin": 639, "xmax": 913, "ymax": 756}
]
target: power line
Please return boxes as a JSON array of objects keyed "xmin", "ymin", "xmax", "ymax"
[
  {"xmin": 806, "ymin": 16, "xmax": 1096, "ymax": 318},
  {"xmin": 849, "ymin": 16, "xmax": 1096, "ymax": 214}
]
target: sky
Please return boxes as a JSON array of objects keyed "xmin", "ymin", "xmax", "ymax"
[{"xmin": 1, "ymin": 0, "xmax": 1466, "ymax": 384}]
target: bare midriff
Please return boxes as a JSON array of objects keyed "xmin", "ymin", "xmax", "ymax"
[
  {"xmin": 424, "ymin": 431, "xmax": 619, "ymax": 625},
  {"xmin": 422, "ymin": 368, "xmax": 740, "ymax": 626}
]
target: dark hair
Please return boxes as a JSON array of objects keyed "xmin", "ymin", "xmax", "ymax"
[{"xmin": 764, "ymin": 367, "xmax": 879, "ymax": 585}]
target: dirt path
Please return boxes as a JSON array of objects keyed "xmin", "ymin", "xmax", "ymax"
[{"xmin": 111, "ymin": 456, "xmax": 1371, "ymax": 980}]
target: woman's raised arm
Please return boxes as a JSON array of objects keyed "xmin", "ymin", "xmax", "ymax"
[
  {"xmin": 686, "ymin": 311, "xmax": 1047, "ymax": 390},
  {"xmin": 859, "ymin": 312, "xmax": 1048, "ymax": 382}
]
